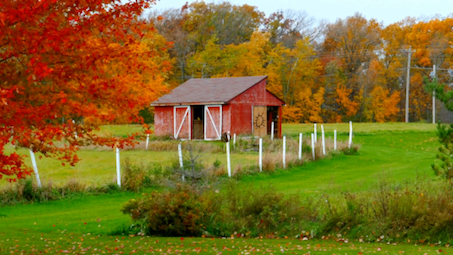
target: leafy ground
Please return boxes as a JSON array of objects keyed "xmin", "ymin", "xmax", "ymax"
[{"xmin": 1, "ymin": 122, "xmax": 448, "ymax": 254}]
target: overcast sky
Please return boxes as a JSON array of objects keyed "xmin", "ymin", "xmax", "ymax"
[{"xmin": 149, "ymin": 0, "xmax": 453, "ymax": 25}]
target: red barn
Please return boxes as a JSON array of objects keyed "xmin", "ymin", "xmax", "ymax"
[{"xmin": 151, "ymin": 76, "xmax": 285, "ymax": 140}]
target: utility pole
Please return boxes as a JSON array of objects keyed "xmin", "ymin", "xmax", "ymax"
[
  {"xmin": 405, "ymin": 46, "xmax": 415, "ymax": 123},
  {"xmin": 432, "ymin": 65, "xmax": 436, "ymax": 124}
]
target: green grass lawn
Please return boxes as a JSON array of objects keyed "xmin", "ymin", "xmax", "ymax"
[
  {"xmin": 0, "ymin": 122, "xmax": 446, "ymax": 253},
  {"xmin": 241, "ymin": 130, "xmax": 439, "ymax": 195},
  {"xmin": 0, "ymin": 192, "xmax": 449, "ymax": 254},
  {"xmin": 1, "ymin": 122, "xmax": 439, "ymax": 189},
  {"xmin": 1, "ymin": 196, "xmax": 449, "ymax": 254}
]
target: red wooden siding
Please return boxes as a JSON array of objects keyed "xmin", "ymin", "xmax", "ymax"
[
  {"xmin": 154, "ymin": 106, "xmax": 173, "ymax": 137},
  {"xmin": 222, "ymin": 105, "xmax": 231, "ymax": 134},
  {"xmin": 229, "ymin": 79, "xmax": 267, "ymax": 135}
]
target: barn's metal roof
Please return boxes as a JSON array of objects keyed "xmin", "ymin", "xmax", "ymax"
[{"xmin": 151, "ymin": 76, "xmax": 268, "ymax": 106}]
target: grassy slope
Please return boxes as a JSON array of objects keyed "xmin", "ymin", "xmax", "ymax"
[
  {"xmin": 0, "ymin": 123, "xmax": 448, "ymax": 254},
  {"xmin": 1, "ymin": 122, "xmax": 438, "ymax": 189},
  {"xmin": 241, "ymin": 131, "xmax": 439, "ymax": 195},
  {"xmin": 0, "ymin": 193, "xmax": 447, "ymax": 254}
]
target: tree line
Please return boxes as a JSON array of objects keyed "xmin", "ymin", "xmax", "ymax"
[
  {"xmin": 148, "ymin": 1, "xmax": 453, "ymax": 123},
  {"xmin": 0, "ymin": 0, "xmax": 451, "ymax": 180}
]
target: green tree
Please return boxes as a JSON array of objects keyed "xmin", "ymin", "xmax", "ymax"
[{"xmin": 426, "ymin": 77, "xmax": 453, "ymax": 182}]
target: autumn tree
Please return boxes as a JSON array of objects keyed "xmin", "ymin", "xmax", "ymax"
[
  {"xmin": 186, "ymin": 36, "xmax": 225, "ymax": 78},
  {"xmin": 321, "ymin": 13, "xmax": 382, "ymax": 120},
  {"xmin": 0, "ymin": 0, "xmax": 171, "ymax": 181},
  {"xmin": 263, "ymin": 10, "xmax": 321, "ymax": 48},
  {"xmin": 358, "ymin": 59, "xmax": 400, "ymax": 122},
  {"xmin": 266, "ymin": 38, "xmax": 322, "ymax": 123},
  {"xmin": 150, "ymin": 1, "xmax": 263, "ymax": 82},
  {"xmin": 184, "ymin": 1, "xmax": 264, "ymax": 48},
  {"xmin": 149, "ymin": 7, "xmax": 194, "ymax": 84},
  {"xmin": 401, "ymin": 18, "xmax": 453, "ymax": 121}
]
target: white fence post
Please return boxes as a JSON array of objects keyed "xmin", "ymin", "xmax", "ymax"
[
  {"xmin": 145, "ymin": 134, "xmax": 150, "ymax": 150},
  {"xmin": 282, "ymin": 135, "xmax": 286, "ymax": 169},
  {"xmin": 334, "ymin": 130, "xmax": 337, "ymax": 151},
  {"xmin": 73, "ymin": 120, "xmax": 77, "ymax": 139},
  {"xmin": 349, "ymin": 121, "xmax": 353, "ymax": 149},
  {"xmin": 314, "ymin": 123, "xmax": 317, "ymax": 143},
  {"xmin": 29, "ymin": 149, "xmax": 42, "ymax": 188},
  {"xmin": 321, "ymin": 125, "xmax": 326, "ymax": 156},
  {"xmin": 116, "ymin": 148, "xmax": 121, "ymax": 187},
  {"xmin": 259, "ymin": 138, "xmax": 263, "ymax": 172},
  {"xmin": 298, "ymin": 133, "xmax": 303, "ymax": 160},
  {"xmin": 311, "ymin": 133, "xmax": 315, "ymax": 160},
  {"xmin": 227, "ymin": 132, "xmax": 231, "ymax": 177},
  {"xmin": 271, "ymin": 122, "xmax": 274, "ymax": 140},
  {"xmin": 178, "ymin": 143, "xmax": 185, "ymax": 181},
  {"xmin": 233, "ymin": 133, "xmax": 236, "ymax": 145}
]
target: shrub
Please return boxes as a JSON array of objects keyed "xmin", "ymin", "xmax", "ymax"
[
  {"xmin": 121, "ymin": 184, "xmax": 206, "ymax": 236},
  {"xmin": 121, "ymin": 181, "xmax": 310, "ymax": 238}
]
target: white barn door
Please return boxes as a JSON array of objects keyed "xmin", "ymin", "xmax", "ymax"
[
  {"xmin": 204, "ymin": 105, "xmax": 222, "ymax": 140},
  {"xmin": 174, "ymin": 106, "xmax": 191, "ymax": 139}
]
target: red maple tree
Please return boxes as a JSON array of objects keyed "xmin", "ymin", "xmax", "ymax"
[{"xmin": 0, "ymin": 0, "xmax": 171, "ymax": 181}]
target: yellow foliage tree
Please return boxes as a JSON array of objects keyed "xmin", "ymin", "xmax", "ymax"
[
  {"xmin": 283, "ymin": 87, "xmax": 325, "ymax": 123},
  {"xmin": 368, "ymin": 86, "xmax": 400, "ymax": 122}
]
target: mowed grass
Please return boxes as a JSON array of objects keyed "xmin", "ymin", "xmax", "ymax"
[
  {"xmin": 1, "ymin": 122, "xmax": 439, "ymax": 189},
  {"xmin": 0, "ymin": 122, "xmax": 447, "ymax": 254},
  {"xmin": 242, "ymin": 128, "xmax": 439, "ymax": 195},
  {"xmin": 0, "ymin": 194, "xmax": 448, "ymax": 254}
]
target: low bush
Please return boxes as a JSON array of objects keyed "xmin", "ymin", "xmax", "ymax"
[
  {"xmin": 121, "ymin": 181, "xmax": 313, "ymax": 238},
  {"xmin": 120, "ymin": 174, "xmax": 453, "ymax": 243},
  {"xmin": 121, "ymin": 184, "xmax": 205, "ymax": 236}
]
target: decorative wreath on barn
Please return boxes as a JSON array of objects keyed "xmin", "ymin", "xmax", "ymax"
[{"xmin": 254, "ymin": 113, "xmax": 266, "ymax": 129}]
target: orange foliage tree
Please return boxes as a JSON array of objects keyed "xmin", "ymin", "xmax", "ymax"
[
  {"xmin": 283, "ymin": 87, "xmax": 325, "ymax": 123},
  {"xmin": 368, "ymin": 86, "xmax": 400, "ymax": 122},
  {"xmin": 0, "ymin": 0, "xmax": 171, "ymax": 181},
  {"xmin": 335, "ymin": 84, "xmax": 359, "ymax": 120}
]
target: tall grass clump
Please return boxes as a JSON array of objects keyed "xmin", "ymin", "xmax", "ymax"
[
  {"xmin": 122, "ymin": 158, "xmax": 167, "ymax": 192},
  {"xmin": 201, "ymin": 181, "xmax": 318, "ymax": 238},
  {"xmin": 0, "ymin": 178, "xmax": 121, "ymax": 206},
  {"xmin": 318, "ymin": 176, "xmax": 453, "ymax": 242}
]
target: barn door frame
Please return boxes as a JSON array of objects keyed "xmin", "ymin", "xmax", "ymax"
[
  {"xmin": 204, "ymin": 105, "xmax": 222, "ymax": 140},
  {"xmin": 174, "ymin": 105, "xmax": 191, "ymax": 140}
]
